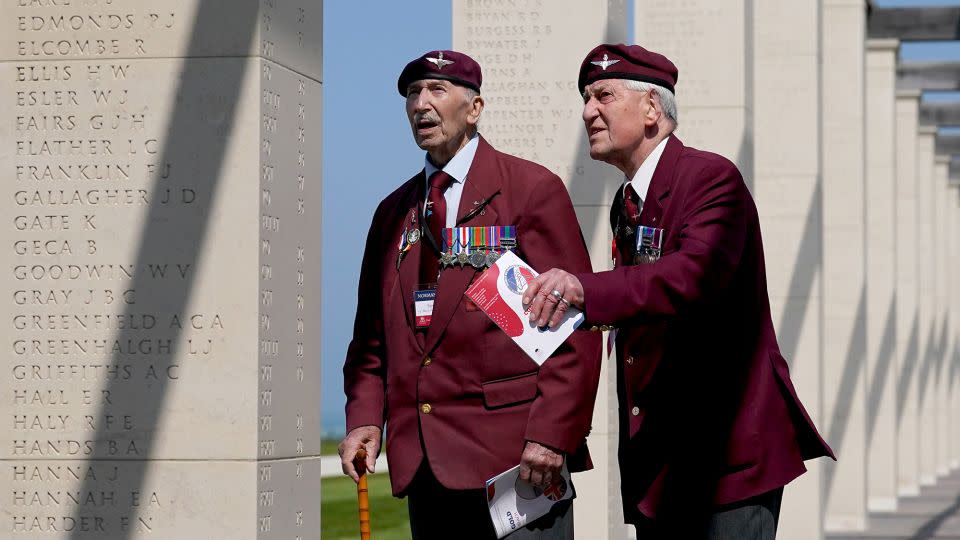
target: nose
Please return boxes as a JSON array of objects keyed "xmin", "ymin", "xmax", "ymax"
[
  {"xmin": 582, "ymin": 96, "xmax": 598, "ymax": 125},
  {"xmin": 414, "ymin": 87, "xmax": 431, "ymax": 112}
]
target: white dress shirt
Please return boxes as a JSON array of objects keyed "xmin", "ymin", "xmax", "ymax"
[
  {"xmin": 622, "ymin": 135, "xmax": 670, "ymax": 209},
  {"xmin": 423, "ymin": 133, "xmax": 480, "ymax": 228}
]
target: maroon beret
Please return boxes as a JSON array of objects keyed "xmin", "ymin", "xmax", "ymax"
[
  {"xmin": 578, "ymin": 44, "xmax": 678, "ymax": 95},
  {"xmin": 397, "ymin": 50, "xmax": 482, "ymax": 96}
]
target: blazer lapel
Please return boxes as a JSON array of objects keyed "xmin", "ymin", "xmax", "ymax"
[
  {"xmin": 637, "ymin": 135, "xmax": 683, "ymax": 229},
  {"xmin": 424, "ymin": 137, "xmax": 503, "ymax": 353},
  {"xmin": 396, "ymin": 173, "xmax": 426, "ymax": 334}
]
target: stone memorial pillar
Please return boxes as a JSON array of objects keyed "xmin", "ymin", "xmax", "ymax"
[
  {"xmin": 864, "ymin": 38, "xmax": 899, "ymax": 513},
  {"xmin": 895, "ymin": 90, "xmax": 922, "ymax": 498},
  {"xmin": 452, "ymin": 2, "xmax": 629, "ymax": 538},
  {"xmin": 916, "ymin": 125, "xmax": 938, "ymax": 487},
  {"xmin": 934, "ymin": 155, "xmax": 952, "ymax": 479},
  {"xmin": 752, "ymin": 2, "xmax": 824, "ymax": 538},
  {"xmin": 634, "ymin": 0, "xmax": 753, "ymax": 179},
  {"xmin": 952, "ymin": 183, "xmax": 960, "ymax": 472},
  {"xmin": 0, "ymin": 1, "xmax": 322, "ymax": 538},
  {"xmin": 953, "ymin": 182, "xmax": 960, "ymax": 471},
  {"xmin": 820, "ymin": 0, "xmax": 866, "ymax": 530}
]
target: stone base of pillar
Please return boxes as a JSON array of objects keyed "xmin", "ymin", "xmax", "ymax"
[{"xmin": 868, "ymin": 496, "xmax": 898, "ymax": 512}]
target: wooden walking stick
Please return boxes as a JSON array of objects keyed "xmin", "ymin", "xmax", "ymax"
[{"xmin": 354, "ymin": 448, "xmax": 371, "ymax": 540}]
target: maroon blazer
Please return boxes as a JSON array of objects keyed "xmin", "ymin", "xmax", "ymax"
[
  {"xmin": 577, "ymin": 136, "xmax": 835, "ymax": 522},
  {"xmin": 344, "ymin": 136, "xmax": 602, "ymax": 495}
]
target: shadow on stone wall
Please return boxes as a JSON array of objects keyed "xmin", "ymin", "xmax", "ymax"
[
  {"xmin": 898, "ymin": 315, "xmax": 920, "ymax": 425},
  {"xmin": 776, "ymin": 183, "xmax": 822, "ymax": 366},
  {"xmin": 823, "ymin": 288, "xmax": 867, "ymax": 497},
  {"xmin": 866, "ymin": 297, "xmax": 897, "ymax": 443},
  {"xmin": 70, "ymin": 3, "xmax": 259, "ymax": 539}
]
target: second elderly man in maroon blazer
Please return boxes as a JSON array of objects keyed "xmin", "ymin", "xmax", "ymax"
[
  {"xmin": 339, "ymin": 50, "xmax": 602, "ymax": 539},
  {"xmin": 525, "ymin": 44, "xmax": 835, "ymax": 539}
]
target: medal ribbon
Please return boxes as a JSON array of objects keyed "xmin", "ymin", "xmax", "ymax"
[{"xmin": 442, "ymin": 226, "xmax": 516, "ymax": 255}]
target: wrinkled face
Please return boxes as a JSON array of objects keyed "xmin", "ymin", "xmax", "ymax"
[
  {"xmin": 405, "ymin": 78, "xmax": 480, "ymax": 165},
  {"xmin": 581, "ymin": 79, "xmax": 649, "ymax": 169}
]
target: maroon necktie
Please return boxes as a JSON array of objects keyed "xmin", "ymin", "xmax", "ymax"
[
  {"xmin": 420, "ymin": 171, "xmax": 454, "ymax": 285},
  {"xmin": 616, "ymin": 183, "xmax": 642, "ymax": 266},
  {"xmin": 623, "ymin": 182, "xmax": 642, "ymax": 226}
]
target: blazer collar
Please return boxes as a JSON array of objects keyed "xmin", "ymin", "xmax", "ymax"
[{"xmin": 637, "ymin": 135, "xmax": 683, "ymax": 226}]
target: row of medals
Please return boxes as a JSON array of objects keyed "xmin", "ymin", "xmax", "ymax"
[
  {"xmin": 440, "ymin": 244, "xmax": 512, "ymax": 269},
  {"xmin": 405, "ymin": 227, "xmax": 517, "ymax": 269}
]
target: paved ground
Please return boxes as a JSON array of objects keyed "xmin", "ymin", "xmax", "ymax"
[{"xmin": 827, "ymin": 470, "xmax": 960, "ymax": 540}]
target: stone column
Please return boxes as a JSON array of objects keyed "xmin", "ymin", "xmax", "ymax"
[
  {"xmin": 634, "ymin": 0, "xmax": 753, "ymax": 179},
  {"xmin": 952, "ymin": 182, "xmax": 960, "ymax": 472},
  {"xmin": 895, "ymin": 90, "xmax": 922, "ymax": 498},
  {"xmin": 916, "ymin": 125, "xmax": 938, "ymax": 487},
  {"xmin": 752, "ymin": 2, "xmax": 823, "ymax": 538},
  {"xmin": 0, "ymin": 2, "xmax": 322, "ymax": 538},
  {"xmin": 452, "ymin": 2, "xmax": 630, "ymax": 538},
  {"xmin": 820, "ymin": 0, "xmax": 866, "ymax": 530},
  {"xmin": 934, "ymin": 155, "xmax": 952, "ymax": 479},
  {"xmin": 864, "ymin": 38, "xmax": 899, "ymax": 513}
]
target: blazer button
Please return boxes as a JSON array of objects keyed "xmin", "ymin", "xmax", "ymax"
[
  {"xmin": 625, "ymin": 356, "xmax": 634, "ymax": 365},
  {"xmin": 421, "ymin": 403, "xmax": 433, "ymax": 414},
  {"xmin": 422, "ymin": 357, "xmax": 432, "ymax": 367},
  {"xmin": 631, "ymin": 406, "xmax": 640, "ymax": 416}
]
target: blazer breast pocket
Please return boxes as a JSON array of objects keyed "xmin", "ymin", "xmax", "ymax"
[{"xmin": 481, "ymin": 371, "xmax": 539, "ymax": 409}]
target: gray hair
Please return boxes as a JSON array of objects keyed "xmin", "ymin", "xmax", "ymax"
[{"xmin": 623, "ymin": 79, "xmax": 678, "ymax": 125}]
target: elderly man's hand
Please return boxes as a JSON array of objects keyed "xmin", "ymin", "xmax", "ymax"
[
  {"xmin": 339, "ymin": 425, "xmax": 382, "ymax": 483},
  {"xmin": 522, "ymin": 269, "xmax": 585, "ymax": 328},
  {"xmin": 519, "ymin": 441, "xmax": 565, "ymax": 488}
]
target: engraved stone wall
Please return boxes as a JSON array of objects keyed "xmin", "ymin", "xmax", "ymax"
[{"xmin": 0, "ymin": 1, "xmax": 321, "ymax": 538}]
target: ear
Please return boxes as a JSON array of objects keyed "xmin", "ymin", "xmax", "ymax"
[
  {"xmin": 467, "ymin": 95, "xmax": 485, "ymax": 126},
  {"xmin": 643, "ymin": 93, "xmax": 662, "ymax": 128}
]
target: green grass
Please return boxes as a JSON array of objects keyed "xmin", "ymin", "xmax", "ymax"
[
  {"xmin": 321, "ymin": 438, "xmax": 341, "ymax": 456},
  {"xmin": 322, "ymin": 474, "xmax": 411, "ymax": 540}
]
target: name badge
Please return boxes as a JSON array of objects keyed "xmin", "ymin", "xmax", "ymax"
[{"xmin": 414, "ymin": 289, "xmax": 436, "ymax": 328}]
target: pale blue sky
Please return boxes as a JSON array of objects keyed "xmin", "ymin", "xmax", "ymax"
[{"xmin": 321, "ymin": 1, "xmax": 960, "ymax": 435}]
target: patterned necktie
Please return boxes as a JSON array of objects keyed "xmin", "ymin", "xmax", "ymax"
[
  {"xmin": 616, "ymin": 183, "xmax": 643, "ymax": 266},
  {"xmin": 623, "ymin": 182, "xmax": 643, "ymax": 226},
  {"xmin": 420, "ymin": 170, "xmax": 455, "ymax": 285}
]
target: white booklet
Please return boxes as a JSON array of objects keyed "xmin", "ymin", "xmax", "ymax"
[
  {"xmin": 485, "ymin": 463, "xmax": 575, "ymax": 539},
  {"xmin": 465, "ymin": 251, "xmax": 584, "ymax": 365}
]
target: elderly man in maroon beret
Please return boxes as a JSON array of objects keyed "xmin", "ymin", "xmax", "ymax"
[
  {"xmin": 339, "ymin": 50, "xmax": 602, "ymax": 539},
  {"xmin": 524, "ymin": 44, "xmax": 835, "ymax": 538}
]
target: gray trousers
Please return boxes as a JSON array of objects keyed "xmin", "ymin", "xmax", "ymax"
[
  {"xmin": 632, "ymin": 487, "xmax": 783, "ymax": 540},
  {"xmin": 406, "ymin": 463, "xmax": 574, "ymax": 540}
]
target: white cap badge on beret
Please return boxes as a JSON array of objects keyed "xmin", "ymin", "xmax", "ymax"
[
  {"xmin": 590, "ymin": 53, "xmax": 620, "ymax": 71},
  {"xmin": 427, "ymin": 51, "xmax": 454, "ymax": 70}
]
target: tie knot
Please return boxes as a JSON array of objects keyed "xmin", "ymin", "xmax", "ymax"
[{"xmin": 429, "ymin": 171, "xmax": 454, "ymax": 192}]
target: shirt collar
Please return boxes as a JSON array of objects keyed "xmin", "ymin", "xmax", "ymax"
[
  {"xmin": 623, "ymin": 135, "xmax": 670, "ymax": 202},
  {"xmin": 424, "ymin": 133, "xmax": 479, "ymax": 184}
]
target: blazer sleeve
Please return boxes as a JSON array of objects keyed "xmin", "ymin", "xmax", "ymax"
[
  {"xmin": 578, "ymin": 159, "xmax": 750, "ymax": 325},
  {"xmin": 517, "ymin": 173, "xmax": 603, "ymax": 454},
  {"xmin": 343, "ymin": 203, "xmax": 390, "ymax": 433}
]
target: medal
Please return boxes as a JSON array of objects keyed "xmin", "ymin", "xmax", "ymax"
[
  {"xmin": 485, "ymin": 251, "xmax": 501, "ymax": 267},
  {"xmin": 634, "ymin": 226, "xmax": 665, "ymax": 264},
  {"xmin": 441, "ymin": 252, "xmax": 455, "ymax": 267},
  {"xmin": 469, "ymin": 250, "xmax": 486, "ymax": 269},
  {"xmin": 407, "ymin": 228, "xmax": 421, "ymax": 245},
  {"xmin": 457, "ymin": 252, "xmax": 470, "ymax": 266},
  {"xmin": 397, "ymin": 228, "xmax": 411, "ymax": 270}
]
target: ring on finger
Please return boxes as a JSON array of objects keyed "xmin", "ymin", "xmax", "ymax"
[
  {"xmin": 551, "ymin": 289, "xmax": 563, "ymax": 301},
  {"xmin": 557, "ymin": 296, "xmax": 571, "ymax": 307}
]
